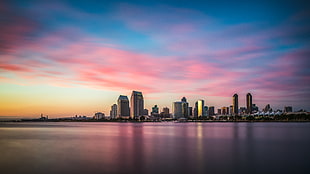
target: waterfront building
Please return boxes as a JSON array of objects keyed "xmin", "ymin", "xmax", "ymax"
[
  {"xmin": 229, "ymin": 105, "xmax": 233, "ymax": 116},
  {"xmin": 162, "ymin": 107, "xmax": 170, "ymax": 118},
  {"xmin": 195, "ymin": 99, "xmax": 205, "ymax": 117},
  {"xmin": 284, "ymin": 106, "xmax": 293, "ymax": 113},
  {"xmin": 110, "ymin": 104, "xmax": 117, "ymax": 119},
  {"xmin": 143, "ymin": 109, "xmax": 149, "ymax": 116},
  {"xmin": 226, "ymin": 107, "xmax": 229, "ymax": 115},
  {"xmin": 263, "ymin": 104, "xmax": 272, "ymax": 112},
  {"xmin": 181, "ymin": 97, "xmax": 189, "ymax": 118},
  {"xmin": 117, "ymin": 95, "xmax": 130, "ymax": 118},
  {"xmin": 204, "ymin": 106, "xmax": 209, "ymax": 116},
  {"xmin": 151, "ymin": 105, "xmax": 159, "ymax": 115},
  {"xmin": 188, "ymin": 107, "xmax": 193, "ymax": 117},
  {"xmin": 233, "ymin": 94, "xmax": 239, "ymax": 115},
  {"xmin": 252, "ymin": 104, "xmax": 259, "ymax": 113},
  {"xmin": 173, "ymin": 97, "xmax": 189, "ymax": 118},
  {"xmin": 208, "ymin": 106, "xmax": 215, "ymax": 116},
  {"xmin": 94, "ymin": 112, "xmax": 105, "ymax": 120},
  {"xmin": 240, "ymin": 107, "xmax": 247, "ymax": 115},
  {"xmin": 194, "ymin": 107, "xmax": 198, "ymax": 117},
  {"xmin": 218, "ymin": 109, "xmax": 222, "ymax": 115},
  {"xmin": 130, "ymin": 91, "xmax": 144, "ymax": 119},
  {"xmin": 163, "ymin": 107, "xmax": 169, "ymax": 114},
  {"xmin": 246, "ymin": 93, "xmax": 253, "ymax": 114},
  {"xmin": 221, "ymin": 107, "xmax": 227, "ymax": 115},
  {"xmin": 173, "ymin": 101, "xmax": 183, "ymax": 119}
]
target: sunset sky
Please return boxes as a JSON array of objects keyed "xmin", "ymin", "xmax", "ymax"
[{"xmin": 1, "ymin": 0, "xmax": 309, "ymax": 117}]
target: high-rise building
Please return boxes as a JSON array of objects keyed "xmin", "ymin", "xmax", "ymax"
[
  {"xmin": 163, "ymin": 107, "xmax": 169, "ymax": 114},
  {"xmin": 173, "ymin": 97, "xmax": 189, "ymax": 118},
  {"xmin": 208, "ymin": 106, "xmax": 215, "ymax": 116},
  {"xmin": 284, "ymin": 106, "xmax": 293, "ymax": 113},
  {"xmin": 226, "ymin": 107, "xmax": 229, "ymax": 115},
  {"xmin": 229, "ymin": 105, "xmax": 233, "ymax": 116},
  {"xmin": 233, "ymin": 94, "xmax": 239, "ymax": 115},
  {"xmin": 130, "ymin": 91, "xmax": 144, "ymax": 119},
  {"xmin": 151, "ymin": 105, "xmax": 159, "ymax": 115},
  {"xmin": 263, "ymin": 104, "xmax": 271, "ymax": 112},
  {"xmin": 117, "ymin": 95, "xmax": 130, "ymax": 118},
  {"xmin": 162, "ymin": 107, "xmax": 170, "ymax": 118},
  {"xmin": 217, "ymin": 109, "xmax": 222, "ymax": 115},
  {"xmin": 181, "ymin": 97, "xmax": 189, "ymax": 118},
  {"xmin": 194, "ymin": 107, "xmax": 198, "ymax": 117},
  {"xmin": 188, "ymin": 107, "xmax": 193, "ymax": 117},
  {"xmin": 173, "ymin": 101, "xmax": 183, "ymax": 119},
  {"xmin": 246, "ymin": 93, "xmax": 253, "ymax": 114},
  {"xmin": 110, "ymin": 104, "xmax": 117, "ymax": 119},
  {"xmin": 204, "ymin": 106, "xmax": 209, "ymax": 116},
  {"xmin": 221, "ymin": 107, "xmax": 227, "ymax": 115},
  {"xmin": 195, "ymin": 99, "xmax": 205, "ymax": 117}
]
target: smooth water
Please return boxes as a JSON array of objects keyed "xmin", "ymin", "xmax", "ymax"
[{"xmin": 0, "ymin": 122, "xmax": 310, "ymax": 174}]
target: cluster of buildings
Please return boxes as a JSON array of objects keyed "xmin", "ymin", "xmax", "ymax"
[
  {"xmin": 109, "ymin": 91, "xmax": 145, "ymax": 119},
  {"xmin": 171, "ymin": 93, "xmax": 256, "ymax": 119},
  {"xmin": 104, "ymin": 91, "xmax": 296, "ymax": 120}
]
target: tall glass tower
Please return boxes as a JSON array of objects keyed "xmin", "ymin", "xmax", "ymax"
[
  {"xmin": 195, "ymin": 99, "xmax": 205, "ymax": 117},
  {"xmin": 130, "ymin": 91, "xmax": 144, "ymax": 119},
  {"xmin": 233, "ymin": 94, "xmax": 239, "ymax": 116},
  {"xmin": 246, "ymin": 93, "xmax": 252, "ymax": 114},
  {"xmin": 117, "ymin": 95, "xmax": 130, "ymax": 118}
]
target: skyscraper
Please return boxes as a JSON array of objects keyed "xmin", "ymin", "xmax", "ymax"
[
  {"xmin": 204, "ymin": 106, "xmax": 209, "ymax": 116},
  {"xmin": 162, "ymin": 107, "xmax": 170, "ymax": 118},
  {"xmin": 195, "ymin": 99, "xmax": 204, "ymax": 117},
  {"xmin": 130, "ymin": 91, "xmax": 144, "ymax": 119},
  {"xmin": 246, "ymin": 93, "xmax": 253, "ymax": 114},
  {"xmin": 221, "ymin": 107, "xmax": 227, "ymax": 115},
  {"xmin": 208, "ymin": 106, "xmax": 215, "ymax": 116},
  {"xmin": 163, "ymin": 107, "xmax": 169, "ymax": 115},
  {"xmin": 173, "ymin": 97, "xmax": 189, "ymax": 119},
  {"xmin": 173, "ymin": 101, "xmax": 183, "ymax": 119},
  {"xmin": 233, "ymin": 94, "xmax": 238, "ymax": 115},
  {"xmin": 188, "ymin": 107, "xmax": 193, "ymax": 117},
  {"xmin": 181, "ymin": 97, "xmax": 189, "ymax": 118},
  {"xmin": 151, "ymin": 105, "xmax": 159, "ymax": 115},
  {"xmin": 217, "ymin": 109, "xmax": 222, "ymax": 115},
  {"xmin": 110, "ymin": 104, "xmax": 117, "ymax": 119},
  {"xmin": 117, "ymin": 95, "xmax": 130, "ymax": 118}
]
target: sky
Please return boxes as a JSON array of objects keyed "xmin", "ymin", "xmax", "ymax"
[{"xmin": 1, "ymin": 0, "xmax": 310, "ymax": 117}]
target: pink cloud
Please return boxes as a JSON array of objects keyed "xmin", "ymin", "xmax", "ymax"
[
  {"xmin": 0, "ymin": 64, "xmax": 33, "ymax": 72},
  {"xmin": 1, "ymin": 28, "xmax": 245, "ymax": 96},
  {"xmin": 2, "ymin": 26, "xmax": 307, "ymax": 108}
]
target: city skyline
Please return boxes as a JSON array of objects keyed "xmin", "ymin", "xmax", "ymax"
[{"xmin": 1, "ymin": 0, "xmax": 309, "ymax": 117}]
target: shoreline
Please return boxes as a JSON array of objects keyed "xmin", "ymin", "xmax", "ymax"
[{"xmin": 1, "ymin": 119, "xmax": 310, "ymax": 123}]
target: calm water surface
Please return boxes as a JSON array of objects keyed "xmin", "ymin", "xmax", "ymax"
[{"xmin": 1, "ymin": 122, "xmax": 310, "ymax": 174}]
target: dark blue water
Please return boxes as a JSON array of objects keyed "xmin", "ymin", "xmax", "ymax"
[{"xmin": 1, "ymin": 122, "xmax": 310, "ymax": 174}]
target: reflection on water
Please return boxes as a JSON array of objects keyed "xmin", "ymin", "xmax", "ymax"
[{"xmin": 0, "ymin": 122, "xmax": 310, "ymax": 174}]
